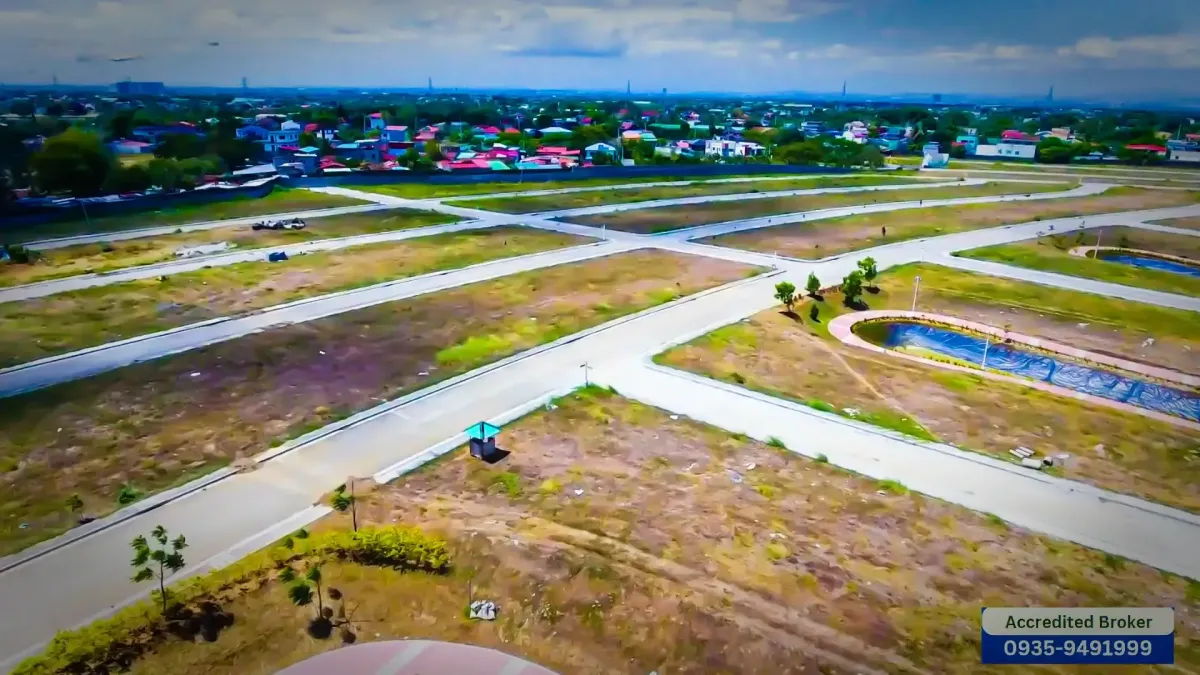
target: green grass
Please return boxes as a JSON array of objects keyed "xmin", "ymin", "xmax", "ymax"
[
  {"xmin": 957, "ymin": 234, "xmax": 1200, "ymax": 298},
  {"xmin": 448, "ymin": 175, "xmax": 920, "ymax": 214},
  {"xmin": 7, "ymin": 188, "xmax": 369, "ymax": 243}
]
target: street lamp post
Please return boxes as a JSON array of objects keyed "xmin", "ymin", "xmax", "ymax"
[
  {"xmin": 911, "ymin": 275, "xmax": 921, "ymax": 312},
  {"xmin": 981, "ymin": 336, "xmax": 991, "ymax": 369},
  {"xmin": 581, "ymin": 362, "xmax": 592, "ymax": 387}
]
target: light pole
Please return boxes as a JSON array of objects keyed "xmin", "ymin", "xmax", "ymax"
[
  {"xmin": 1094, "ymin": 226, "xmax": 1102, "ymax": 259},
  {"xmin": 981, "ymin": 335, "xmax": 991, "ymax": 369},
  {"xmin": 911, "ymin": 275, "xmax": 921, "ymax": 312},
  {"xmin": 581, "ymin": 362, "xmax": 592, "ymax": 387}
]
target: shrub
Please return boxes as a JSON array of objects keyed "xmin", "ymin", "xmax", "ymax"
[{"xmin": 317, "ymin": 526, "xmax": 450, "ymax": 573}]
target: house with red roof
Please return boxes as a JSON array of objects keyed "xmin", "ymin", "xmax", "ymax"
[
  {"xmin": 1124, "ymin": 143, "xmax": 1167, "ymax": 155},
  {"xmin": 474, "ymin": 125, "xmax": 502, "ymax": 139}
]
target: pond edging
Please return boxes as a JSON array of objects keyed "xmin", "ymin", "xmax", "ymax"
[{"xmin": 827, "ymin": 309, "xmax": 1200, "ymax": 431}]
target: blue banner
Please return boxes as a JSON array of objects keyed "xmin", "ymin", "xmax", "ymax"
[{"xmin": 981, "ymin": 634, "xmax": 1175, "ymax": 665}]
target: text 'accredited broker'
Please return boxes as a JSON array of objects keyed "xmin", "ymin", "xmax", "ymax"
[{"xmin": 981, "ymin": 607, "xmax": 1175, "ymax": 665}]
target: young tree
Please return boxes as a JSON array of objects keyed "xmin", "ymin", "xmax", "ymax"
[
  {"xmin": 330, "ymin": 483, "xmax": 357, "ymax": 532},
  {"xmin": 773, "ymin": 281, "xmax": 797, "ymax": 314},
  {"xmin": 805, "ymin": 272, "xmax": 822, "ymax": 298},
  {"xmin": 857, "ymin": 257, "xmax": 878, "ymax": 289},
  {"xmin": 841, "ymin": 271, "xmax": 865, "ymax": 307},
  {"xmin": 283, "ymin": 562, "xmax": 332, "ymax": 637},
  {"xmin": 131, "ymin": 525, "xmax": 188, "ymax": 613}
]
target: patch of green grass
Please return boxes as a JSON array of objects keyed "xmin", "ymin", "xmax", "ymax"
[
  {"xmin": 957, "ymin": 233, "xmax": 1200, "ymax": 297},
  {"xmin": 877, "ymin": 479, "xmax": 909, "ymax": 495},
  {"xmin": 766, "ymin": 436, "xmax": 787, "ymax": 449}
]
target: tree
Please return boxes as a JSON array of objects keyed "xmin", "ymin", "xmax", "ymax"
[
  {"xmin": 533, "ymin": 114, "xmax": 554, "ymax": 129},
  {"xmin": 857, "ymin": 257, "xmax": 878, "ymax": 289},
  {"xmin": 131, "ymin": 525, "xmax": 188, "ymax": 613},
  {"xmin": 773, "ymin": 281, "xmax": 797, "ymax": 314},
  {"xmin": 104, "ymin": 163, "xmax": 152, "ymax": 193},
  {"xmin": 776, "ymin": 139, "xmax": 824, "ymax": 165},
  {"xmin": 45, "ymin": 102, "xmax": 65, "ymax": 117},
  {"xmin": 857, "ymin": 144, "xmax": 884, "ymax": 168},
  {"xmin": 29, "ymin": 128, "xmax": 112, "ymax": 196},
  {"xmin": 841, "ymin": 271, "xmax": 864, "ymax": 307},
  {"xmin": 425, "ymin": 139, "xmax": 443, "ymax": 162},
  {"xmin": 154, "ymin": 133, "xmax": 205, "ymax": 160},
  {"xmin": 805, "ymin": 272, "xmax": 821, "ymax": 297},
  {"xmin": 282, "ymin": 562, "xmax": 332, "ymax": 638},
  {"xmin": 330, "ymin": 484, "xmax": 357, "ymax": 532}
]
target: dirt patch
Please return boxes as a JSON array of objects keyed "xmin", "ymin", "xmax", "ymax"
[
  {"xmin": 127, "ymin": 390, "xmax": 1200, "ymax": 675},
  {"xmin": 454, "ymin": 175, "xmax": 920, "ymax": 214},
  {"xmin": 0, "ymin": 209, "xmax": 459, "ymax": 288},
  {"xmin": 0, "ymin": 250, "xmax": 757, "ymax": 556},
  {"xmin": 657, "ymin": 267, "xmax": 1200, "ymax": 512},
  {"xmin": 708, "ymin": 187, "xmax": 1200, "ymax": 259},
  {"xmin": 0, "ymin": 227, "xmax": 586, "ymax": 368},
  {"xmin": 567, "ymin": 182, "xmax": 1063, "ymax": 233}
]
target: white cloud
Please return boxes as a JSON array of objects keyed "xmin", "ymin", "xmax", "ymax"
[{"xmin": 1056, "ymin": 33, "xmax": 1200, "ymax": 67}]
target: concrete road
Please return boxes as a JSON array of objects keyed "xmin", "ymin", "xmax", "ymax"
[
  {"xmin": 662, "ymin": 182, "xmax": 1112, "ymax": 241},
  {"xmin": 19, "ymin": 204, "xmax": 393, "ymax": 250},
  {"xmin": 0, "ymin": 240, "xmax": 639, "ymax": 397},
  {"xmin": 0, "ymin": 219, "xmax": 496, "ymax": 304},
  {"xmin": 595, "ymin": 362, "xmax": 1200, "ymax": 581}
]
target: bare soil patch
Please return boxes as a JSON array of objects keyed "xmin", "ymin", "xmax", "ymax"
[
  {"xmin": 658, "ymin": 263, "xmax": 1200, "ymax": 512},
  {"xmin": 708, "ymin": 187, "xmax": 1200, "ymax": 259},
  {"xmin": 0, "ymin": 227, "xmax": 584, "ymax": 367},
  {"xmin": 1155, "ymin": 216, "xmax": 1200, "ymax": 230},
  {"xmin": 0, "ymin": 250, "xmax": 756, "ymax": 555},
  {"xmin": 126, "ymin": 390, "xmax": 1200, "ymax": 675},
  {"xmin": 0, "ymin": 209, "xmax": 459, "ymax": 288},
  {"xmin": 566, "ymin": 181, "xmax": 1063, "ymax": 233}
]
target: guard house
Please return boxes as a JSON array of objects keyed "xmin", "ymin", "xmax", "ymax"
[{"xmin": 466, "ymin": 421, "xmax": 503, "ymax": 462}]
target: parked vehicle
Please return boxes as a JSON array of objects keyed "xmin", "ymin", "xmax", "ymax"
[{"xmin": 251, "ymin": 217, "xmax": 307, "ymax": 231}]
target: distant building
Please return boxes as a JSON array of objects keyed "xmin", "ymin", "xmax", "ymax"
[
  {"xmin": 114, "ymin": 81, "xmax": 166, "ymax": 96},
  {"xmin": 800, "ymin": 121, "xmax": 824, "ymax": 136}
]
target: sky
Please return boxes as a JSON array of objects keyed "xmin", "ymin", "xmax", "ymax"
[{"xmin": 1, "ymin": 0, "xmax": 1198, "ymax": 99}]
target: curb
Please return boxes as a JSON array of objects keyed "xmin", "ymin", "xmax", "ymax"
[{"xmin": 0, "ymin": 267, "xmax": 776, "ymax": 575}]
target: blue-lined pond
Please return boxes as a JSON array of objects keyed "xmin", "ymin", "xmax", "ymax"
[
  {"xmin": 855, "ymin": 321, "xmax": 1200, "ymax": 422},
  {"xmin": 1097, "ymin": 252, "xmax": 1200, "ymax": 278}
]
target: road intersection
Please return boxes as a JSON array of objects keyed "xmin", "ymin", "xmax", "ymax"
[{"xmin": 0, "ymin": 176, "xmax": 1198, "ymax": 671}]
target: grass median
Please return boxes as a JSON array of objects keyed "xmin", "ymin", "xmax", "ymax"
[
  {"xmin": 0, "ymin": 209, "xmax": 459, "ymax": 288},
  {"xmin": 24, "ymin": 388, "xmax": 1199, "ymax": 675},
  {"xmin": 448, "ymin": 174, "xmax": 922, "ymax": 214},
  {"xmin": 706, "ymin": 186, "xmax": 1200, "ymax": 259},
  {"xmin": 0, "ymin": 227, "xmax": 588, "ymax": 368},
  {"xmin": 0, "ymin": 250, "xmax": 761, "ymax": 556},
  {"xmin": 567, "ymin": 181, "xmax": 1067, "ymax": 234},
  {"xmin": 1154, "ymin": 216, "xmax": 1200, "ymax": 230},
  {"xmin": 656, "ymin": 263, "xmax": 1200, "ymax": 513},
  {"xmin": 4, "ymin": 188, "xmax": 369, "ymax": 243},
  {"xmin": 956, "ymin": 226, "xmax": 1200, "ymax": 297}
]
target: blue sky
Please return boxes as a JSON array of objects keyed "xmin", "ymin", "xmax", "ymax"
[{"xmin": 1, "ymin": 0, "xmax": 1197, "ymax": 98}]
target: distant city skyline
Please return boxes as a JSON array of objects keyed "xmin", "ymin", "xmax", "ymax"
[{"xmin": 1, "ymin": 0, "xmax": 1197, "ymax": 99}]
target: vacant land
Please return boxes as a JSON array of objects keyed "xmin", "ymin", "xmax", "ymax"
[
  {"xmin": 658, "ymin": 263, "xmax": 1200, "ymax": 512},
  {"xmin": 5, "ymin": 189, "xmax": 369, "ymax": 243},
  {"xmin": 958, "ymin": 226, "xmax": 1200, "ymax": 297},
  {"xmin": 939, "ymin": 169, "xmax": 1200, "ymax": 189},
  {"xmin": 0, "ymin": 251, "xmax": 757, "ymax": 555},
  {"xmin": 0, "ymin": 209, "xmax": 458, "ymax": 288},
  {"xmin": 0, "ymin": 227, "xmax": 586, "ymax": 367},
  {"xmin": 950, "ymin": 160, "xmax": 1200, "ymax": 178},
  {"xmin": 1155, "ymin": 216, "xmax": 1200, "ymax": 230},
  {"xmin": 359, "ymin": 172, "xmax": 851, "ymax": 200},
  {"xmin": 708, "ymin": 186, "xmax": 1200, "ymax": 259},
  {"xmin": 567, "ymin": 181, "xmax": 1065, "ymax": 234},
  {"xmin": 449, "ymin": 175, "xmax": 921, "ymax": 213},
  {"xmin": 93, "ymin": 390, "xmax": 1199, "ymax": 675}
]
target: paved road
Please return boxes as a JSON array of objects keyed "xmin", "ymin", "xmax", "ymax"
[
  {"xmin": 0, "ymin": 240, "xmax": 639, "ymax": 397},
  {"xmin": 926, "ymin": 167, "xmax": 1200, "ymax": 185},
  {"xmin": 0, "ymin": 219, "xmax": 497, "ymax": 304},
  {"xmin": 660, "ymin": 182, "xmax": 1111, "ymax": 241},
  {"xmin": 5, "ymin": 179, "xmax": 938, "ymax": 299},
  {"xmin": 18, "ymin": 203, "xmax": 394, "ymax": 249}
]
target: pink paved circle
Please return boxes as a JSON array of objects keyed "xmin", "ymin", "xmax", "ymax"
[{"xmin": 275, "ymin": 640, "xmax": 559, "ymax": 675}]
